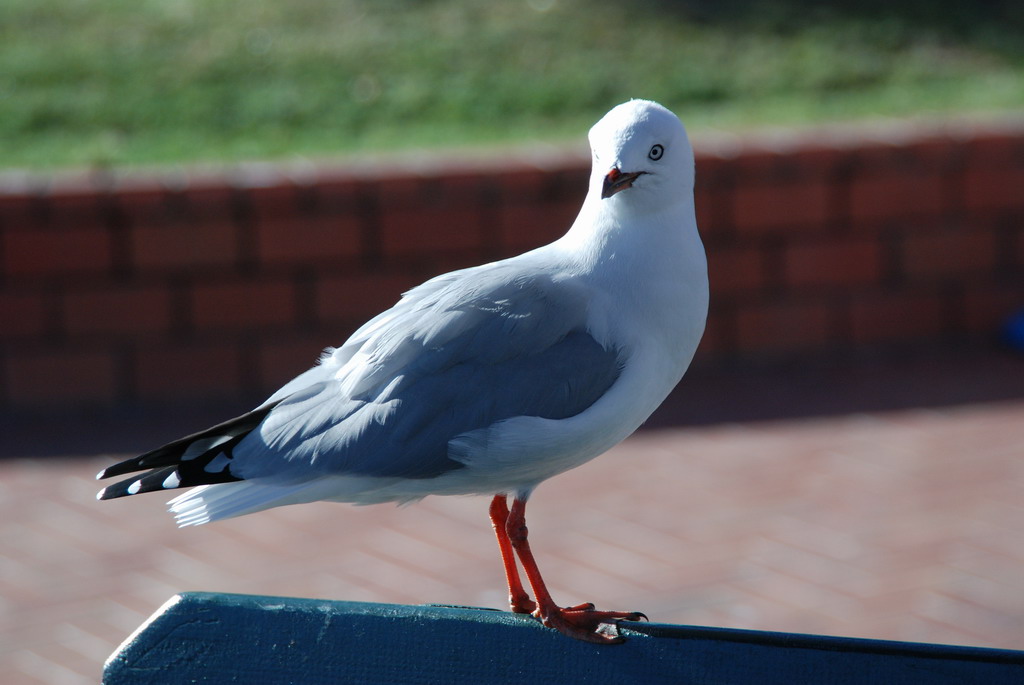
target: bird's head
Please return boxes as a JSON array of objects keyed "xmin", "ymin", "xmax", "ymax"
[{"xmin": 588, "ymin": 100, "xmax": 694, "ymax": 212}]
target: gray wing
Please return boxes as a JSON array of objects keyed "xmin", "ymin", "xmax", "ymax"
[
  {"xmin": 233, "ymin": 266, "xmax": 622, "ymax": 481},
  {"xmin": 97, "ymin": 264, "xmax": 623, "ymax": 497}
]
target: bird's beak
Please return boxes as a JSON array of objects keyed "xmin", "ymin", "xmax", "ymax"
[{"xmin": 601, "ymin": 168, "xmax": 644, "ymax": 199}]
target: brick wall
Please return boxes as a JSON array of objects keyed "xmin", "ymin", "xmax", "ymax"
[{"xmin": 1, "ymin": 121, "xmax": 1023, "ymax": 410}]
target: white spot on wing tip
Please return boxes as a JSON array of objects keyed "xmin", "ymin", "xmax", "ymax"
[
  {"xmin": 96, "ymin": 488, "xmax": 106, "ymax": 501},
  {"xmin": 127, "ymin": 480, "xmax": 142, "ymax": 495},
  {"xmin": 162, "ymin": 471, "xmax": 181, "ymax": 490}
]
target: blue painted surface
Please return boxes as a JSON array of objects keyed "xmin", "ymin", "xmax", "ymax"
[{"xmin": 104, "ymin": 592, "xmax": 1024, "ymax": 685}]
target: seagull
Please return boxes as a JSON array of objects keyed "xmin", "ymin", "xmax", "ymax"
[{"xmin": 97, "ymin": 99, "xmax": 708, "ymax": 644}]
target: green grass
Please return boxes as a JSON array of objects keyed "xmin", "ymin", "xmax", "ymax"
[{"xmin": 1, "ymin": 0, "xmax": 1022, "ymax": 170}]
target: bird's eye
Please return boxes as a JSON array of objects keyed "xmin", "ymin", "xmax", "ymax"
[{"xmin": 648, "ymin": 144, "xmax": 664, "ymax": 161}]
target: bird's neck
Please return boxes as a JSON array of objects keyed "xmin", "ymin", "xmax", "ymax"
[
  {"xmin": 553, "ymin": 192, "xmax": 708, "ymax": 358},
  {"xmin": 558, "ymin": 193, "xmax": 701, "ymax": 280}
]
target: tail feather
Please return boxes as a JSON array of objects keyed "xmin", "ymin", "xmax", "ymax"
[
  {"xmin": 168, "ymin": 480, "xmax": 328, "ymax": 526},
  {"xmin": 96, "ymin": 403, "xmax": 279, "ymax": 501},
  {"xmin": 167, "ymin": 475, "xmax": 408, "ymax": 527}
]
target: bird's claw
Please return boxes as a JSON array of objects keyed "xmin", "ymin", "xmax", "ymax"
[
  {"xmin": 510, "ymin": 594, "xmax": 537, "ymax": 614},
  {"xmin": 534, "ymin": 604, "xmax": 647, "ymax": 644}
]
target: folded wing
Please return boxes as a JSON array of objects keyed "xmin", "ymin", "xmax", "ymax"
[{"xmin": 98, "ymin": 263, "xmax": 622, "ymax": 501}]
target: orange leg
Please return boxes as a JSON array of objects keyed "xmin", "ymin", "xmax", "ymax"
[
  {"xmin": 488, "ymin": 494, "xmax": 536, "ymax": 614},
  {"xmin": 502, "ymin": 495, "xmax": 646, "ymax": 644}
]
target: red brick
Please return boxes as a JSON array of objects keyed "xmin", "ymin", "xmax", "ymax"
[
  {"xmin": 0, "ymin": 192, "xmax": 36, "ymax": 231},
  {"xmin": 694, "ymin": 150, "xmax": 730, "ymax": 175},
  {"xmin": 900, "ymin": 227, "xmax": 997, "ymax": 282},
  {"xmin": 735, "ymin": 300, "xmax": 831, "ymax": 354},
  {"xmin": 694, "ymin": 183, "xmax": 733, "ymax": 238},
  {"xmin": 313, "ymin": 177, "xmax": 363, "ymax": 214},
  {"xmin": 191, "ymin": 279, "xmax": 298, "ymax": 331},
  {"xmin": 496, "ymin": 200, "xmax": 577, "ymax": 253},
  {"xmin": 180, "ymin": 183, "xmax": 237, "ymax": 223},
  {"xmin": 693, "ymin": 185, "xmax": 715, "ymax": 232},
  {"xmin": 434, "ymin": 170, "xmax": 486, "ymax": 201},
  {"xmin": 379, "ymin": 206, "xmax": 483, "ymax": 258},
  {"xmin": 791, "ymin": 145, "xmax": 848, "ymax": 176},
  {"xmin": 707, "ymin": 246, "xmax": 765, "ymax": 295},
  {"xmin": 849, "ymin": 172, "xmax": 945, "ymax": 223},
  {"xmin": 44, "ymin": 181, "xmax": 110, "ymax": 229},
  {"xmin": 784, "ymin": 239, "xmax": 883, "ymax": 289},
  {"xmin": 730, "ymin": 148, "xmax": 790, "ymax": 178},
  {"xmin": 963, "ymin": 132, "xmax": 1024, "ymax": 168},
  {"xmin": 0, "ymin": 291, "xmax": 50, "ymax": 340},
  {"xmin": 493, "ymin": 165, "xmax": 550, "ymax": 201},
  {"xmin": 130, "ymin": 221, "xmax": 239, "ymax": 272},
  {"xmin": 901, "ymin": 137, "xmax": 963, "ymax": 169},
  {"xmin": 255, "ymin": 214, "xmax": 361, "ymax": 266},
  {"xmin": 548, "ymin": 167, "xmax": 589, "ymax": 193},
  {"xmin": 963, "ymin": 168, "xmax": 1024, "ymax": 213},
  {"xmin": 1018, "ymin": 225, "xmax": 1024, "ymax": 269},
  {"xmin": 256, "ymin": 338, "xmax": 332, "ymax": 392},
  {"xmin": 848, "ymin": 139, "xmax": 913, "ymax": 170},
  {"xmin": 849, "ymin": 291, "xmax": 947, "ymax": 344},
  {"xmin": 693, "ymin": 309, "xmax": 732, "ymax": 359},
  {"xmin": 733, "ymin": 181, "xmax": 830, "ymax": 232},
  {"xmin": 419, "ymin": 254, "xmax": 493, "ymax": 282},
  {"xmin": 133, "ymin": 342, "xmax": 241, "ymax": 401},
  {"xmin": 3, "ymin": 226, "xmax": 113, "ymax": 280},
  {"xmin": 115, "ymin": 184, "xmax": 172, "ymax": 225},
  {"xmin": 247, "ymin": 183, "xmax": 303, "ymax": 217},
  {"xmin": 729, "ymin": 143, "xmax": 842, "ymax": 180},
  {"xmin": 959, "ymin": 284, "xmax": 1024, "ymax": 335},
  {"xmin": 370, "ymin": 173, "xmax": 426, "ymax": 205},
  {"xmin": 5, "ymin": 348, "xmax": 117, "ymax": 406},
  {"xmin": 118, "ymin": 180, "xmax": 237, "ymax": 249},
  {"xmin": 62, "ymin": 285, "xmax": 172, "ymax": 337},
  {"xmin": 315, "ymin": 271, "xmax": 423, "ymax": 325}
]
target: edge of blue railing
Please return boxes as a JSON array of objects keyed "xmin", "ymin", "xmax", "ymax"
[{"xmin": 103, "ymin": 592, "xmax": 1024, "ymax": 685}]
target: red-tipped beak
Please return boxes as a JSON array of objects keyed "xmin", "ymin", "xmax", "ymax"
[{"xmin": 601, "ymin": 168, "xmax": 644, "ymax": 199}]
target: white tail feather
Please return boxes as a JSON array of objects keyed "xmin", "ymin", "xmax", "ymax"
[
  {"xmin": 168, "ymin": 482, "xmax": 314, "ymax": 526},
  {"xmin": 166, "ymin": 475, "xmax": 411, "ymax": 527}
]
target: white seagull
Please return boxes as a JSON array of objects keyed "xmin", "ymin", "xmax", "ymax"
[{"xmin": 98, "ymin": 99, "xmax": 709, "ymax": 644}]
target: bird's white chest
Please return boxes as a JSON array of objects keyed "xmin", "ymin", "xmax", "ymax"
[{"xmin": 439, "ymin": 229, "xmax": 708, "ymax": 493}]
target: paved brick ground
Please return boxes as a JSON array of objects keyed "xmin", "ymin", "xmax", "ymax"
[{"xmin": 3, "ymin": 354, "xmax": 1024, "ymax": 684}]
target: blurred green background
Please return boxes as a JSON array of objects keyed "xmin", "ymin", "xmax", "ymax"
[{"xmin": 2, "ymin": 0, "xmax": 1022, "ymax": 169}]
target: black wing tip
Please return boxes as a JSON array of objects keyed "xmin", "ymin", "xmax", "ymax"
[
  {"xmin": 97, "ymin": 466, "xmax": 243, "ymax": 502},
  {"xmin": 95, "ymin": 468, "xmax": 176, "ymax": 501},
  {"xmin": 96, "ymin": 484, "xmax": 121, "ymax": 501},
  {"xmin": 95, "ymin": 463, "xmax": 123, "ymax": 480},
  {"xmin": 96, "ymin": 457, "xmax": 148, "ymax": 481},
  {"xmin": 95, "ymin": 402, "xmax": 278, "ymax": 484}
]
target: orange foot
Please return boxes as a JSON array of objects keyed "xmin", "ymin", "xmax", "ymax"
[
  {"xmin": 490, "ymin": 494, "xmax": 648, "ymax": 644},
  {"xmin": 535, "ymin": 602, "xmax": 647, "ymax": 644}
]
